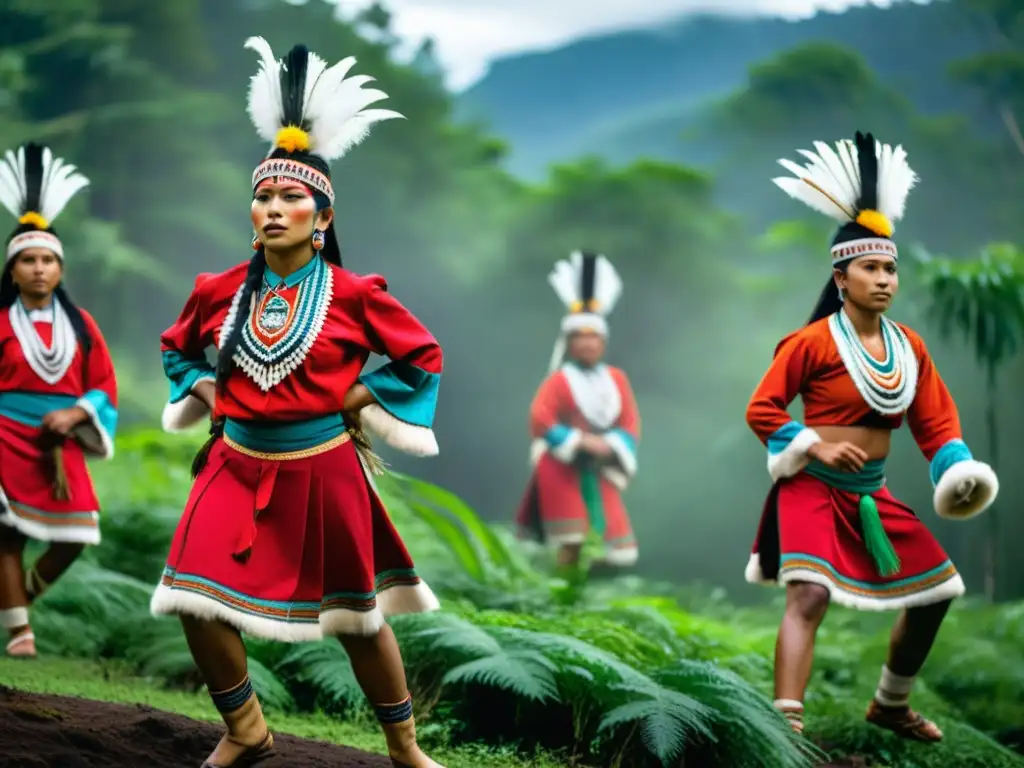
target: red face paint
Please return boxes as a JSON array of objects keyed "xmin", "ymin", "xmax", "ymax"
[{"xmin": 252, "ymin": 178, "xmax": 319, "ymax": 248}]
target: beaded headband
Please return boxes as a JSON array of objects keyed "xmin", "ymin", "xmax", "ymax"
[
  {"xmin": 6, "ymin": 230, "xmax": 62, "ymax": 261},
  {"xmin": 831, "ymin": 237, "xmax": 898, "ymax": 266},
  {"xmin": 251, "ymin": 157, "xmax": 334, "ymax": 204}
]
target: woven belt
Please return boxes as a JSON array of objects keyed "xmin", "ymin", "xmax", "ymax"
[{"xmin": 222, "ymin": 430, "xmax": 351, "ymax": 461}]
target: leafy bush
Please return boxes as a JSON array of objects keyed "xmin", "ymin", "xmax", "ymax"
[{"xmin": 23, "ymin": 429, "xmax": 1024, "ymax": 767}]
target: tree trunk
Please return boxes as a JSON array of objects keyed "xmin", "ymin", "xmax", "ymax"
[{"xmin": 983, "ymin": 366, "xmax": 999, "ymax": 602}]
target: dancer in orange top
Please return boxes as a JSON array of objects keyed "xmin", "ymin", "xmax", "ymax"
[
  {"xmin": 516, "ymin": 252, "xmax": 640, "ymax": 569},
  {"xmin": 745, "ymin": 131, "xmax": 997, "ymax": 741}
]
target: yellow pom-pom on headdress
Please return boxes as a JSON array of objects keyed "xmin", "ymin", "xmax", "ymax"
[
  {"xmin": 856, "ymin": 209, "xmax": 893, "ymax": 238},
  {"xmin": 275, "ymin": 126, "xmax": 310, "ymax": 153},
  {"xmin": 18, "ymin": 211, "xmax": 48, "ymax": 230}
]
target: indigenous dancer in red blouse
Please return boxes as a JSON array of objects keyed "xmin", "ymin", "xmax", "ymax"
[
  {"xmin": 516, "ymin": 252, "xmax": 640, "ymax": 570},
  {"xmin": 745, "ymin": 131, "xmax": 998, "ymax": 741},
  {"xmin": 150, "ymin": 38, "xmax": 443, "ymax": 768},
  {"xmin": 0, "ymin": 143, "xmax": 118, "ymax": 659}
]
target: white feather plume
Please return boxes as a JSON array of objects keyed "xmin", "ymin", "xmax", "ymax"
[
  {"xmin": 592, "ymin": 254, "xmax": 622, "ymax": 314},
  {"xmin": 0, "ymin": 149, "xmax": 25, "ymax": 220},
  {"xmin": 244, "ymin": 36, "xmax": 283, "ymax": 145},
  {"xmin": 772, "ymin": 137, "xmax": 917, "ymax": 225},
  {"xmin": 875, "ymin": 141, "xmax": 917, "ymax": 223},
  {"xmin": 0, "ymin": 146, "xmax": 88, "ymax": 224},
  {"xmin": 244, "ymin": 36, "xmax": 403, "ymax": 162},
  {"xmin": 547, "ymin": 251, "xmax": 622, "ymax": 315},
  {"xmin": 547, "ymin": 257, "xmax": 579, "ymax": 307}
]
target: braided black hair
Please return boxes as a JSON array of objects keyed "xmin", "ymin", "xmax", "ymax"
[
  {"xmin": 214, "ymin": 248, "xmax": 266, "ymax": 392},
  {"xmin": 806, "ymin": 265, "xmax": 848, "ymax": 326}
]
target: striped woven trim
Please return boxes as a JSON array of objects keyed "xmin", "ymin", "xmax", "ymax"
[{"xmin": 223, "ymin": 430, "xmax": 350, "ymax": 461}]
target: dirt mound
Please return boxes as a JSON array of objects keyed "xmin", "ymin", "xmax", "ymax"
[{"xmin": 0, "ymin": 686, "xmax": 393, "ymax": 767}]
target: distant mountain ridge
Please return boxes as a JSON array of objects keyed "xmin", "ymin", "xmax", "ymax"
[{"xmin": 456, "ymin": 1, "xmax": 989, "ymax": 178}]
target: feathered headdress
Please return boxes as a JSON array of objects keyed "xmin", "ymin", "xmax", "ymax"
[
  {"xmin": 547, "ymin": 251, "xmax": 623, "ymax": 371},
  {"xmin": 772, "ymin": 131, "xmax": 918, "ymax": 264},
  {"xmin": 0, "ymin": 143, "xmax": 89, "ymax": 262},
  {"xmin": 245, "ymin": 36, "xmax": 403, "ymax": 204}
]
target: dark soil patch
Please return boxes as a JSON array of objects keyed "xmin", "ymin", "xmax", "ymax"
[{"xmin": 0, "ymin": 686, "xmax": 393, "ymax": 767}]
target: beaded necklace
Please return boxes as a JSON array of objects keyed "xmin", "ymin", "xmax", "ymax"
[
  {"xmin": 10, "ymin": 298, "xmax": 77, "ymax": 385},
  {"xmin": 828, "ymin": 309, "xmax": 917, "ymax": 414},
  {"xmin": 221, "ymin": 256, "xmax": 333, "ymax": 391}
]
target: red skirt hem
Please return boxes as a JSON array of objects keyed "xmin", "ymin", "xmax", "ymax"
[
  {"xmin": 514, "ymin": 454, "xmax": 638, "ymax": 562},
  {"xmin": 153, "ymin": 437, "xmax": 438, "ymax": 639},
  {"xmin": 745, "ymin": 473, "xmax": 964, "ymax": 611},
  {"xmin": 0, "ymin": 416, "xmax": 101, "ymax": 544}
]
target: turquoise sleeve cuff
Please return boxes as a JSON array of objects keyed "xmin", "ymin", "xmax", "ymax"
[
  {"xmin": 163, "ymin": 349, "xmax": 216, "ymax": 404},
  {"xmin": 929, "ymin": 439, "xmax": 973, "ymax": 486},
  {"xmin": 360, "ymin": 361, "xmax": 440, "ymax": 428},
  {"xmin": 74, "ymin": 389, "xmax": 118, "ymax": 459}
]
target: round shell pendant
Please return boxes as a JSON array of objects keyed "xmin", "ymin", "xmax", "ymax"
[{"xmin": 259, "ymin": 295, "xmax": 290, "ymax": 333}]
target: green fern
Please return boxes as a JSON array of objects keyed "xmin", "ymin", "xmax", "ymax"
[
  {"xmin": 276, "ymin": 640, "xmax": 365, "ymax": 715},
  {"xmin": 443, "ymin": 651, "xmax": 560, "ymax": 703}
]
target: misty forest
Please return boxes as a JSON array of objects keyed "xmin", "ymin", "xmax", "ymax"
[{"xmin": 1, "ymin": 0, "xmax": 1023, "ymax": 766}]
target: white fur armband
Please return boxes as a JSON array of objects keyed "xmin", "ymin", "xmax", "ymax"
[
  {"xmin": 603, "ymin": 431, "xmax": 637, "ymax": 479},
  {"xmin": 161, "ymin": 376, "xmax": 215, "ymax": 433},
  {"xmin": 359, "ymin": 403, "xmax": 438, "ymax": 457},
  {"xmin": 934, "ymin": 460, "xmax": 999, "ymax": 521},
  {"xmin": 767, "ymin": 427, "xmax": 821, "ymax": 482}
]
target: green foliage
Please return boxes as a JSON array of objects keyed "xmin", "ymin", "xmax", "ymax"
[
  {"xmin": 912, "ymin": 242, "xmax": 1024, "ymax": 376},
  {"xmin": 18, "ymin": 431, "xmax": 1023, "ymax": 767}
]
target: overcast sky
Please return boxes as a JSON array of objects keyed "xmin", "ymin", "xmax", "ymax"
[{"xmin": 332, "ymin": 0, "xmax": 929, "ymax": 89}]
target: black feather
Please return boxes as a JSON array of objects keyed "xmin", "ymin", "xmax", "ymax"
[
  {"xmin": 22, "ymin": 143, "xmax": 44, "ymax": 216},
  {"xmin": 580, "ymin": 252, "xmax": 597, "ymax": 304},
  {"xmin": 854, "ymin": 131, "xmax": 878, "ymax": 212},
  {"xmin": 280, "ymin": 45, "xmax": 310, "ymax": 129}
]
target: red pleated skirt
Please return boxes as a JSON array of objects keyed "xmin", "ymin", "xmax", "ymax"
[
  {"xmin": 746, "ymin": 472, "xmax": 964, "ymax": 610},
  {"xmin": 150, "ymin": 433, "xmax": 438, "ymax": 641},
  {"xmin": 0, "ymin": 414, "xmax": 100, "ymax": 544},
  {"xmin": 515, "ymin": 454, "xmax": 638, "ymax": 566}
]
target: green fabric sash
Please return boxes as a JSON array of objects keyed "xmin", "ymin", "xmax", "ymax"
[{"xmin": 803, "ymin": 459, "xmax": 901, "ymax": 577}]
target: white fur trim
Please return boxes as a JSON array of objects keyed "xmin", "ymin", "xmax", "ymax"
[
  {"xmin": 379, "ymin": 581, "xmax": 440, "ymax": 616},
  {"xmin": 359, "ymin": 403, "xmax": 438, "ymax": 457},
  {"xmin": 603, "ymin": 546, "xmax": 638, "ymax": 567},
  {"xmin": 529, "ymin": 431, "xmax": 583, "ymax": 465},
  {"xmin": 933, "ymin": 459, "xmax": 999, "ymax": 521},
  {"xmin": 161, "ymin": 375, "xmax": 215, "ymax": 433},
  {"xmin": 529, "ymin": 438, "xmax": 547, "ymax": 466},
  {"xmin": 550, "ymin": 429, "xmax": 582, "ymax": 463},
  {"xmin": 321, "ymin": 582, "xmax": 440, "ymax": 637},
  {"xmin": 744, "ymin": 553, "xmax": 774, "ymax": 585},
  {"xmin": 601, "ymin": 466, "xmax": 628, "ymax": 490},
  {"xmin": 319, "ymin": 607, "xmax": 385, "ymax": 637},
  {"xmin": 546, "ymin": 531, "xmax": 587, "ymax": 546},
  {"xmin": 0, "ymin": 607, "xmax": 29, "ymax": 629},
  {"xmin": 776, "ymin": 568, "xmax": 965, "ymax": 611},
  {"xmin": 150, "ymin": 583, "xmax": 322, "ymax": 643},
  {"xmin": 73, "ymin": 396, "xmax": 114, "ymax": 460},
  {"xmin": 0, "ymin": 506, "xmax": 100, "ymax": 544},
  {"xmin": 767, "ymin": 428, "xmax": 821, "ymax": 482},
  {"xmin": 602, "ymin": 431, "xmax": 637, "ymax": 478},
  {"xmin": 561, "ymin": 313, "xmax": 608, "ymax": 336}
]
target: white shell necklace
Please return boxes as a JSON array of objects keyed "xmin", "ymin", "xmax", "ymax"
[
  {"xmin": 9, "ymin": 298, "xmax": 78, "ymax": 385},
  {"xmin": 828, "ymin": 309, "xmax": 917, "ymax": 415}
]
